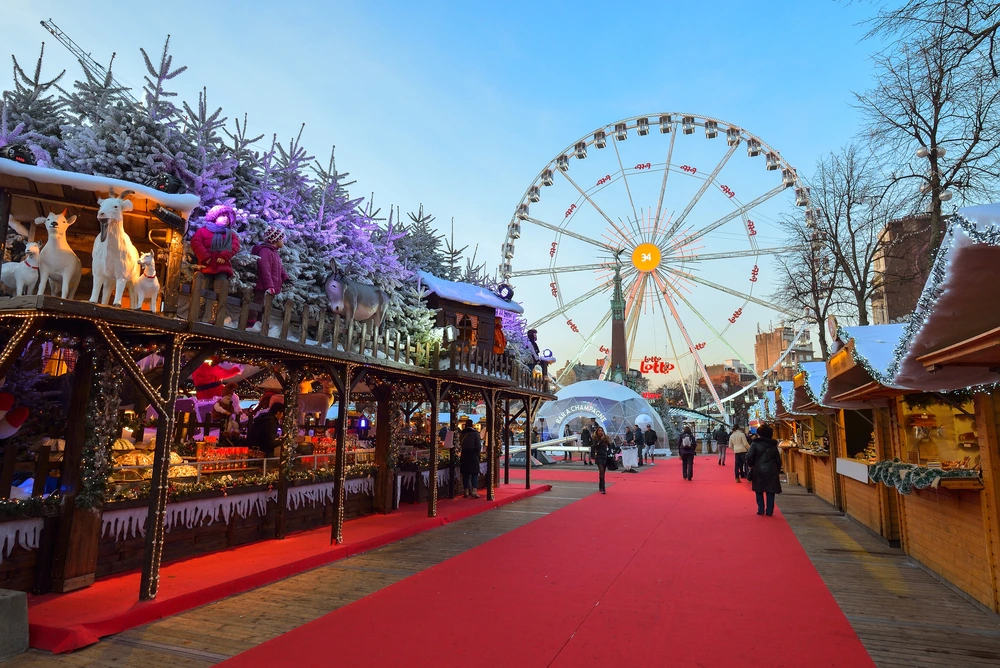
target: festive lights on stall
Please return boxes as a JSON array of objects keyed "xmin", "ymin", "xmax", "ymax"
[{"xmin": 76, "ymin": 358, "xmax": 124, "ymax": 511}]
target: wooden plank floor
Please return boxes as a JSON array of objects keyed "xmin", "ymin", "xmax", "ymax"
[
  {"xmin": 4, "ymin": 483, "xmax": 594, "ymax": 667},
  {"xmin": 778, "ymin": 485, "xmax": 1000, "ymax": 667}
]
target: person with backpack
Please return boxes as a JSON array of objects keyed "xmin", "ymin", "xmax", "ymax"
[
  {"xmin": 744, "ymin": 423, "xmax": 783, "ymax": 515},
  {"xmin": 592, "ymin": 425, "xmax": 611, "ymax": 494},
  {"xmin": 678, "ymin": 426, "xmax": 696, "ymax": 481},
  {"xmin": 714, "ymin": 425, "xmax": 730, "ymax": 466},
  {"xmin": 643, "ymin": 424, "xmax": 658, "ymax": 465},
  {"xmin": 729, "ymin": 424, "xmax": 751, "ymax": 482}
]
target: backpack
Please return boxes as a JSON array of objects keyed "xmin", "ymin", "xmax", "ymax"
[{"xmin": 681, "ymin": 434, "xmax": 694, "ymax": 451}]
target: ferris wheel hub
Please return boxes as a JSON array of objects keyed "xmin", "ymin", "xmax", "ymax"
[{"xmin": 631, "ymin": 243, "xmax": 662, "ymax": 273}]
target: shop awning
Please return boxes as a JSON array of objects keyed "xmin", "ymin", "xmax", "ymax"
[
  {"xmin": 824, "ymin": 324, "xmax": 910, "ymax": 406},
  {"xmin": 792, "ymin": 361, "xmax": 834, "ymax": 414}
]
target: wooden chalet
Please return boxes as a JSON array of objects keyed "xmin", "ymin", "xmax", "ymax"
[{"xmin": 0, "ymin": 163, "xmax": 553, "ymax": 602}]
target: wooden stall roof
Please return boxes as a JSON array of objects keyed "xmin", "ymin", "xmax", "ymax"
[
  {"xmin": 916, "ymin": 325, "xmax": 1000, "ymax": 372},
  {"xmin": 418, "ymin": 271, "xmax": 523, "ymax": 314},
  {"xmin": 792, "ymin": 362, "xmax": 834, "ymax": 414},
  {"xmin": 0, "ymin": 160, "xmax": 200, "ymax": 217},
  {"xmin": 825, "ymin": 337, "xmax": 909, "ymax": 405}
]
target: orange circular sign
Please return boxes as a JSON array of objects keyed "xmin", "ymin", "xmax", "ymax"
[{"xmin": 631, "ymin": 243, "xmax": 662, "ymax": 273}]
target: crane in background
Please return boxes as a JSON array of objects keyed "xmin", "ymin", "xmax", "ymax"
[{"xmin": 40, "ymin": 18, "xmax": 139, "ymax": 105}]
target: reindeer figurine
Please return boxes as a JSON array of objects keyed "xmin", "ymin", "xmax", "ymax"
[
  {"xmin": 133, "ymin": 252, "xmax": 160, "ymax": 311},
  {"xmin": 90, "ymin": 188, "xmax": 140, "ymax": 307}
]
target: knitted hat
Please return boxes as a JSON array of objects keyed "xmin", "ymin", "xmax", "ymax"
[{"xmin": 263, "ymin": 226, "xmax": 285, "ymax": 245}]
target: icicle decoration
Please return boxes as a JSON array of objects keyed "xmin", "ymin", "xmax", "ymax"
[
  {"xmin": 101, "ymin": 489, "xmax": 277, "ymax": 541},
  {"xmin": 0, "ymin": 518, "xmax": 43, "ymax": 566}
]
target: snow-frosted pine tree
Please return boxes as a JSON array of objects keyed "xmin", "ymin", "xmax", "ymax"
[{"xmin": 3, "ymin": 43, "xmax": 66, "ymax": 164}]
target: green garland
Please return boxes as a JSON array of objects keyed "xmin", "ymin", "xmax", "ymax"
[
  {"xmin": 868, "ymin": 458, "xmax": 979, "ymax": 495},
  {"xmin": 0, "ymin": 494, "xmax": 62, "ymax": 520},
  {"xmin": 76, "ymin": 360, "xmax": 124, "ymax": 511}
]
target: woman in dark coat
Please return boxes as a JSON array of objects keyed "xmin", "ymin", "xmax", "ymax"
[
  {"xmin": 744, "ymin": 423, "xmax": 783, "ymax": 516},
  {"xmin": 459, "ymin": 421, "xmax": 483, "ymax": 499},
  {"xmin": 592, "ymin": 426, "xmax": 611, "ymax": 494}
]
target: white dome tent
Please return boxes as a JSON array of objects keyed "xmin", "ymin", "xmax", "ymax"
[{"xmin": 534, "ymin": 380, "xmax": 670, "ymax": 455}]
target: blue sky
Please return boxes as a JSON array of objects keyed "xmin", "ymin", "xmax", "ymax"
[{"xmin": 4, "ymin": 0, "xmax": 884, "ymax": 386}]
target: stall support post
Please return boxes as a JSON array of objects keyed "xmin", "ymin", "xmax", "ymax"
[
  {"xmin": 485, "ymin": 389, "xmax": 497, "ymax": 501},
  {"xmin": 974, "ymin": 392, "xmax": 1000, "ymax": 613},
  {"xmin": 504, "ymin": 399, "xmax": 510, "ymax": 485},
  {"xmin": 447, "ymin": 397, "xmax": 457, "ymax": 499},
  {"xmin": 276, "ymin": 367, "xmax": 303, "ymax": 539},
  {"xmin": 0, "ymin": 189, "xmax": 11, "ymax": 266},
  {"xmin": 373, "ymin": 383, "xmax": 393, "ymax": 514},
  {"xmin": 524, "ymin": 397, "xmax": 533, "ymax": 490},
  {"xmin": 330, "ymin": 365, "xmax": 352, "ymax": 545},
  {"xmin": 0, "ymin": 316, "xmax": 41, "ymax": 382},
  {"xmin": 428, "ymin": 381, "xmax": 440, "ymax": 518},
  {"xmin": 162, "ymin": 229, "xmax": 184, "ymax": 316},
  {"xmin": 138, "ymin": 335, "xmax": 185, "ymax": 601},
  {"xmin": 50, "ymin": 347, "xmax": 98, "ymax": 593}
]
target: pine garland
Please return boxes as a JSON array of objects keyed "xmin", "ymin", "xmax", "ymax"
[
  {"xmin": 0, "ymin": 494, "xmax": 62, "ymax": 520},
  {"xmin": 868, "ymin": 458, "xmax": 979, "ymax": 495},
  {"xmin": 76, "ymin": 360, "xmax": 124, "ymax": 511}
]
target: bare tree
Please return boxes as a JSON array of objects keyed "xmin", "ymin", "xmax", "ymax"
[
  {"xmin": 856, "ymin": 17, "xmax": 1000, "ymax": 252},
  {"xmin": 865, "ymin": 1, "xmax": 1000, "ymax": 76},
  {"xmin": 811, "ymin": 144, "xmax": 919, "ymax": 326},
  {"xmin": 769, "ymin": 215, "xmax": 841, "ymax": 358}
]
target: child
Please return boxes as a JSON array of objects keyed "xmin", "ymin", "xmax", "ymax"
[{"xmin": 253, "ymin": 226, "xmax": 289, "ymax": 297}]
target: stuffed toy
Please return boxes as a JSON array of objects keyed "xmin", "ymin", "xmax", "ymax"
[
  {"xmin": 191, "ymin": 204, "xmax": 240, "ymax": 277},
  {"xmin": 191, "ymin": 360, "xmax": 242, "ymax": 401},
  {"xmin": 0, "ymin": 392, "xmax": 28, "ymax": 439}
]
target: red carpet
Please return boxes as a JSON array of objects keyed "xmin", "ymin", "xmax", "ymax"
[
  {"xmin": 222, "ymin": 457, "xmax": 873, "ymax": 668},
  {"xmin": 28, "ymin": 484, "xmax": 548, "ymax": 654}
]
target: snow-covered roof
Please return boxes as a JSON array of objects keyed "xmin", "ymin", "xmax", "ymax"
[
  {"xmin": 890, "ymin": 206, "xmax": 1000, "ymax": 390},
  {"xmin": 418, "ymin": 271, "xmax": 523, "ymax": 313},
  {"xmin": 841, "ymin": 323, "xmax": 907, "ymax": 386},
  {"xmin": 777, "ymin": 381, "xmax": 795, "ymax": 407},
  {"xmin": 794, "ymin": 361, "xmax": 829, "ymax": 410},
  {"xmin": 0, "ymin": 160, "xmax": 201, "ymax": 215}
]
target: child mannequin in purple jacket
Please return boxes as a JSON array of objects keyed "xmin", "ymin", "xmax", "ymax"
[{"xmin": 249, "ymin": 226, "xmax": 289, "ymax": 326}]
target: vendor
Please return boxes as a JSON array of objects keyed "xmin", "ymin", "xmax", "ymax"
[{"xmin": 246, "ymin": 403, "xmax": 285, "ymax": 459}]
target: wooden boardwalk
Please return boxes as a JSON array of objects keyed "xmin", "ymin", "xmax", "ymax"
[
  {"xmin": 5, "ymin": 482, "xmax": 593, "ymax": 667},
  {"xmin": 778, "ymin": 485, "xmax": 1000, "ymax": 667}
]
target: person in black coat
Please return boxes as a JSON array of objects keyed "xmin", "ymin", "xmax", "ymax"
[
  {"xmin": 580, "ymin": 426, "xmax": 593, "ymax": 465},
  {"xmin": 745, "ymin": 423, "xmax": 783, "ymax": 516},
  {"xmin": 246, "ymin": 404, "xmax": 285, "ymax": 459},
  {"xmin": 592, "ymin": 426, "xmax": 611, "ymax": 494},
  {"xmin": 643, "ymin": 425, "xmax": 658, "ymax": 464},
  {"xmin": 714, "ymin": 425, "xmax": 730, "ymax": 466},
  {"xmin": 459, "ymin": 420, "xmax": 483, "ymax": 499}
]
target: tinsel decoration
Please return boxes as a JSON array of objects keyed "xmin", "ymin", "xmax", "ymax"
[
  {"xmin": 868, "ymin": 458, "xmax": 979, "ymax": 495},
  {"xmin": 280, "ymin": 371, "xmax": 303, "ymax": 478},
  {"xmin": 387, "ymin": 402, "xmax": 404, "ymax": 472},
  {"xmin": 76, "ymin": 360, "xmax": 124, "ymax": 511}
]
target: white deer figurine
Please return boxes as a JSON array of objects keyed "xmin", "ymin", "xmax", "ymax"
[
  {"xmin": 1, "ymin": 242, "xmax": 41, "ymax": 295},
  {"xmin": 133, "ymin": 252, "xmax": 160, "ymax": 311},
  {"xmin": 35, "ymin": 211, "xmax": 82, "ymax": 299},
  {"xmin": 90, "ymin": 188, "xmax": 140, "ymax": 307}
]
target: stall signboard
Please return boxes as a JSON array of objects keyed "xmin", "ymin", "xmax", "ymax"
[
  {"xmin": 552, "ymin": 402, "xmax": 608, "ymax": 427},
  {"xmin": 642, "ymin": 392, "xmax": 662, "ymax": 400}
]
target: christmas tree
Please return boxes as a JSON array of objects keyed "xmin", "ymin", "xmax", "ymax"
[{"xmin": 2, "ymin": 43, "xmax": 66, "ymax": 164}]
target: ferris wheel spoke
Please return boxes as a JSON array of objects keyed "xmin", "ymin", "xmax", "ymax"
[
  {"xmin": 663, "ymin": 183, "xmax": 786, "ymax": 253},
  {"xmin": 674, "ymin": 247, "xmax": 790, "ymax": 262},
  {"xmin": 611, "ymin": 136, "xmax": 641, "ymax": 233},
  {"xmin": 649, "ymin": 272, "xmax": 727, "ymax": 418},
  {"xmin": 651, "ymin": 281, "xmax": 694, "ymax": 408},
  {"xmin": 623, "ymin": 273, "xmax": 649, "ymax": 369},
  {"xmin": 663, "ymin": 268, "xmax": 799, "ymax": 317},
  {"xmin": 555, "ymin": 309, "xmax": 613, "ymax": 384},
  {"xmin": 509, "ymin": 262, "xmax": 610, "ymax": 278},
  {"xmin": 651, "ymin": 128, "xmax": 678, "ymax": 241},
  {"xmin": 659, "ymin": 274, "xmax": 761, "ymax": 382},
  {"xmin": 559, "ymin": 170, "xmax": 633, "ymax": 249},
  {"xmin": 522, "ymin": 216, "xmax": 616, "ymax": 251},
  {"xmin": 661, "ymin": 142, "xmax": 740, "ymax": 243},
  {"xmin": 528, "ymin": 280, "xmax": 613, "ymax": 329}
]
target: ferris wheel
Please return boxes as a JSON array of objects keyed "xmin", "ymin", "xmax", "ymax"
[{"xmin": 499, "ymin": 113, "xmax": 812, "ymax": 417}]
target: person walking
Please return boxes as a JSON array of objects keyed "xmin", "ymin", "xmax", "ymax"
[
  {"xmin": 593, "ymin": 425, "xmax": 611, "ymax": 494},
  {"xmin": 624, "ymin": 424, "xmax": 636, "ymax": 466},
  {"xmin": 678, "ymin": 426, "xmax": 696, "ymax": 481},
  {"xmin": 459, "ymin": 420, "xmax": 483, "ymax": 499},
  {"xmin": 580, "ymin": 426, "xmax": 593, "ymax": 465},
  {"xmin": 714, "ymin": 425, "xmax": 730, "ymax": 466},
  {"xmin": 745, "ymin": 424, "xmax": 783, "ymax": 515},
  {"xmin": 729, "ymin": 425, "xmax": 750, "ymax": 482},
  {"xmin": 643, "ymin": 424, "xmax": 658, "ymax": 465}
]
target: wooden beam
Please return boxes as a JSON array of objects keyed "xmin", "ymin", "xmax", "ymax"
[
  {"xmin": 428, "ymin": 379, "xmax": 440, "ymax": 518},
  {"xmin": 0, "ymin": 189, "xmax": 11, "ymax": 274},
  {"xmin": 139, "ymin": 334, "xmax": 187, "ymax": 601},
  {"xmin": 974, "ymin": 392, "xmax": 1000, "ymax": 613},
  {"xmin": 331, "ymin": 364, "xmax": 352, "ymax": 545},
  {"xmin": 0, "ymin": 316, "xmax": 41, "ymax": 381},
  {"xmin": 917, "ymin": 326, "xmax": 1000, "ymax": 371},
  {"xmin": 97, "ymin": 324, "xmax": 167, "ymax": 413}
]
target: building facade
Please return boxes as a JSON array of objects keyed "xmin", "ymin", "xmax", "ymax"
[{"xmin": 755, "ymin": 326, "xmax": 815, "ymax": 382}]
